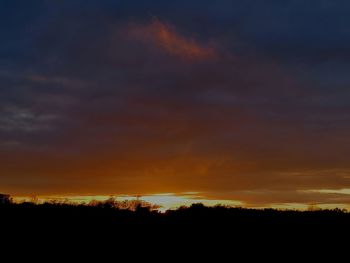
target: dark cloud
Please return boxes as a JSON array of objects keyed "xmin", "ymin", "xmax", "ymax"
[{"xmin": 0, "ymin": 1, "xmax": 350, "ymax": 207}]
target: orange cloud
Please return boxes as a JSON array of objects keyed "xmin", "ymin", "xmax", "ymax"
[{"xmin": 127, "ymin": 20, "xmax": 217, "ymax": 62}]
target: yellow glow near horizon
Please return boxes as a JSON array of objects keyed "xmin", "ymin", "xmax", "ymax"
[
  {"xmin": 12, "ymin": 192, "xmax": 350, "ymax": 211},
  {"xmin": 12, "ymin": 193, "xmax": 243, "ymax": 211}
]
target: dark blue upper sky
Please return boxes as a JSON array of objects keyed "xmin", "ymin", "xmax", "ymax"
[{"xmin": 1, "ymin": 1, "xmax": 350, "ymax": 207}]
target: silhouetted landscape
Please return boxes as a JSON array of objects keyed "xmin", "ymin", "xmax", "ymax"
[
  {"xmin": 2, "ymin": 193, "xmax": 350, "ymax": 236},
  {"xmin": 2, "ymin": 194, "xmax": 349, "ymax": 258}
]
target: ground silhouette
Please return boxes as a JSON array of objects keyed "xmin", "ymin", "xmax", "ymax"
[
  {"xmin": 1, "ymin": 194, "xmax": 350, "ymax": 256},
  {"xmin": 1, "ymin": 195, "xmax": 349, "ymax": 233},
  {"xmin": 1, "ymin": 195, "xmax": 346, "ymax": 261}
]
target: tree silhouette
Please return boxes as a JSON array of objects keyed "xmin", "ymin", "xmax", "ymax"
[{"xmin": 0, "ymin": 194, "xmax": 12, "ymax": 205}]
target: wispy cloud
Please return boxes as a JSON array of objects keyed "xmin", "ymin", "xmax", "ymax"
[
  {"xmin": 0, "ymin": 106, "xmax": 58, "ymax": 133},
  {"xmin": 127, "ymin": 20, "xmax": 217, "ymax": 62}
]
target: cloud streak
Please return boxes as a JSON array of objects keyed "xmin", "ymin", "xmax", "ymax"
[{"xmin": 127, "ymin": 20, "xmax": 217, "ymax": 62}]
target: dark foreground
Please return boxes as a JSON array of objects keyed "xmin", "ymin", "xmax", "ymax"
[
  {"xmin": 1, "ymin": 201, "xmax": 349, "ymax": 232},
  {"xmin": 1, "ymin": 201, "xmax": 349, "ymax": 256}
]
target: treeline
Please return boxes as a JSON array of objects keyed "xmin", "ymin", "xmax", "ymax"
[
  {"xmin": 1, "ymin": 194, "xmax": 349, "ymax": 226},
  {"xmin": 1, "ymin": 196, "xmax": 350, "ymax": 245}
]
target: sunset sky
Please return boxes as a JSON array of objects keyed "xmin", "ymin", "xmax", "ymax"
[{"xmin": 1, "ymin": 1, "xmax": 350, "ymax": 209}]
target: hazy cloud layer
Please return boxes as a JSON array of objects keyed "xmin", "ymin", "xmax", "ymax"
[{"xmin": 1, "ymin": 1, "xmax": 350, "ymax": 207}]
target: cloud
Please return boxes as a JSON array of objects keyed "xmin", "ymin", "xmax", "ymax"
[
  {"xmin": 127, "ymin": 20, "xmax": 217, "ymax": 62},
  {"xmin": 1, "ymin": 3, "xmax": 350, "ymax": 209},
  {"xmin": 212, "ymin": 188, "xmax": 350, "ymax": 208},
  {"xmin": 0, "ymin": 106, "xmax": 58, "ymax": 133}
]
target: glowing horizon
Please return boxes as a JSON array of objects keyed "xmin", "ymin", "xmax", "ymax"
[
  {"xmin": 11, "ymin": 192, "xmax": 350, "ymax": 212},
  {"xmin": 12, "ymin": 192, "xmax": 243, "ymax": 211}
]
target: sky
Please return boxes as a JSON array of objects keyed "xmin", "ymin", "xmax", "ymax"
[{"xmin": 1, "ymin": 1, "xmax": 350, "ymax": 209}]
